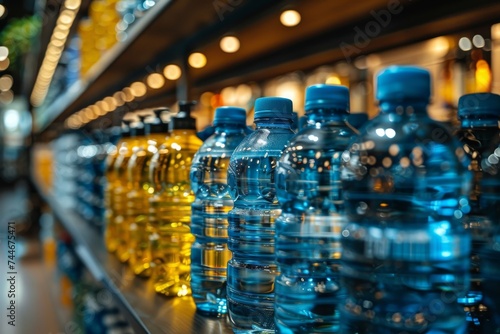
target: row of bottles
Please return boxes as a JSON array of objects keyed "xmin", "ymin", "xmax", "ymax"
[{"xmin": 97, "ymin": 65, "xmax": 500, "ymax": 333}]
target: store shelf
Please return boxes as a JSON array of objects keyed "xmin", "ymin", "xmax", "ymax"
[
  {"xmin": 34, "ymin": 0, "xmax": 176, "ymax": 133},
  {"xmin": 32, "ymin": 173, "xmax": 233, "ymax": 334},
  {"xmin": 33, "ymin": 0, "xmax": 500, "ymax": 136},
  {"xmin": 33, "ymin": 0, "xmax": 285, "ymax": 134}
]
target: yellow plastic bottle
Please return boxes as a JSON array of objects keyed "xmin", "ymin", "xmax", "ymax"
[
  {"xmin": 105, "ymin": 121, "xmax": 131, "ymax": 252},
  {"xmin": 149, "ymin": 101, "xmax": 202, "ymax": 297},
  {"xmin": 126, "ymin": 109, "xmax": 170, "ymax": 277},
  {"xmin": 115, "ymin": 116, "xmax": 149, "ymax": 263}
]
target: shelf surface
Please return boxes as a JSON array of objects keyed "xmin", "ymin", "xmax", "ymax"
[{"xmin": 32, "ymin": 173, "xmax": 233, "ymax": 334}]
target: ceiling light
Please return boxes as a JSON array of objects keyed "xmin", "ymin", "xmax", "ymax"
[
  {"xmin": 104, "ymin": 96, "xmax": 117, "ymax": 110},
  {"xmin": 97, "ymin": 100, "xmax": 111, "ymax": 112},
  {"xmin": 458, "ymin": 37, "xmax": 472, "ymax": 51},
  {"xmin": 113, "ymin": 91, "xmax": 126, "ymax": 106},
  {"xmin": 0, "ymin": 46, "xmax": 8, "ymax": 61},
  {"xmin": 163, "ymin": 64, "xmax": 181, "ymax": 80},
  {"xmin": 0, "ymin": 5, "xmax": 6, "ymax": 19},
  {"xmin": 472, "ymin": 34, "xmax": 485, "ymax": 48},
  {"xmin": 0, "ymin": 75, "xmax": 13, "ymax": 91},
  {"xmin": 147, "ymin": 73, "xmax": 165, "ymax": 89},
  {"xmin": 325, "ymin": 75, "xmax": 341, "ymax": 85},
  {"xmin": 280, "ymin": 10, "xmax": 301, "ymax": 27},
  {"xmin": 130, "ymin": 82, "xmax": 147, "ymax": 97},
  {"xmin": 30, "ymin": 0, "xmax": 80, "ymax": 107},
  {"xmin": 64, "ymin": 0, "xmax": 81, "ymax": 10},
  {"xmin": 188, "ymin": 52, "xmax": 207, "ymax": 69},
  {"xmin": 0, "ymin": 58, "xmax": 9, "ymax": 71},
  {"xmin": 122, "ymin": 87, "xmax": 134, "ymax": 102},
  {"xmin": 0, "ymin": 90, "xmax": 14, "ymax": 104},
  {"xmin": 220, "ymin": 36, "xmax": 240, "ymax": 53}
]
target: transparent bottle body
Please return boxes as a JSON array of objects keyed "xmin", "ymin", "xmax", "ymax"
[
  {"xmin": 123, "ymin": 134, "xmax": 166, "ymax": 276},
  {"xmin": 149, "ymin": 130, "xmax": 202, "ymax": 296},
  {"xmin": 340, "ymin": 105, "xmax": 471, "ymax": 334},
  {"xmin": 114, "ymin": 136, "xmax": 149, "ymax": 263},
  {"xmin": 274, "ymin": 114, "xmax": 356, "ymax": 333},
  {"xmin": 455, "ymin": 120, "xmax": 500, "ymax": 329},
  {"xmin": 190, "ymin": 126, "xmax": 247, "ymax": 316},
  {"xmin": 477, "ymin": 135, "xmax": 500, "ymax": 331},
  {"xmin": 227, "ymin": 120, "xmax": 294, "ymax": 331},
  {"xmin": 104, "ymin": 144, "xmax": 118, "ymax": 252},
  {"xmin": 105, "ymin": 137, "xmax": 140, "ymax": 253}
]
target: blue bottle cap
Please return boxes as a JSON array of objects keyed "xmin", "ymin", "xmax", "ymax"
[
  {"xmin": 304, "ymin": 84, "xmax": 350, "ymax": 111},
  {"xmin": 458, "ymin": 93, "xmax": 500, "ymax": 118},
  {"xmin": 376, "ymin": 66, "xmax": 431, "ymax": 102},
  {"xmin": 254, "ymin": 97, "xmax": 293, "ymax": 119},
  {"xmin": 213, "ymin": 106, "xmax": 247, "ymax": 126}
]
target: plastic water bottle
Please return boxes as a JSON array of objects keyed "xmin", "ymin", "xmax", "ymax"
[
  {"xmin": 274, "ymin": 84, "xmax": 356, "ymax": 333},
  {"xmin": 227, "ymin": 97, "xmax": 295, "ymax": 331},
  {"xmin": 346, "ymin": 112, "xmax": 369, "ymax": 131},
  {"xmin": 456, "ymin": 93, "xmax": 500, "ymax": 330},
  {"xmin": 149, "ymin": 101, "xmax": 202, "ymax": 297},
  {"xmin": 340, "ymin": 66, "xmax": 471, "ymax": 333},
  {"xmin": 190, "ymin": 106, "xmax": 250, "ymax": 317},
  {"xmin": 470, "ymin": 93, "xmax": 500, "ymax": 331}
]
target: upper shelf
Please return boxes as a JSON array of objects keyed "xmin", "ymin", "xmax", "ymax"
[
  {"xmin": 33, "ymin": 0, "xmax": 500, "ymax": 135},
  {"xmin": 32, "ymin": 168, "xmax": 233, "ymax": 334}
]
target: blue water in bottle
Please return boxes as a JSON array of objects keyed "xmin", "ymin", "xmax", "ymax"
[
  {"xmin": 227, "ymin": 97, "xmax": 295, "ymax": 332},
  {"xmin": 274, "ymin": 84, "xmax": 357, "ymax": 333},
  {"xmin": 190, "ymin": 106, "xmax": 250, "ymax": 317},
  {"xmin": 470, "ymin": 93, "xmax": 500, "ymax": 332},
  {"xmin": 456, "ymin": 93, "xmax": 500, "ymax": 331},
  {"xmin": 340, "ymin": 66, "xmax": 471, "ymax": 334}
]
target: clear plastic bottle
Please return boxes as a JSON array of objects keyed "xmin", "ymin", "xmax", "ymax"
[
  {"xmin": 126, "ymin": 108, "xmax": 170, "ymax": 277},
  {"xmin": 190, "ymin": 106, "xmax": 250, "ymax": 317},
  {"xmin": 340, "ymin": 66, "xmax": 471, "ymax": 333},
  {"xmin": 105, "ymin": 120, "xmax": 132, "ymax": 253},
  {"xmin": 274, "ymin": 84, "xmax": 356, "ymax": 333},
  {"xmin": 149, "ymin": 101, "xmax": 202, "ymax": 297},
  {"xmin": 115, "ymin": 115, "xmax": 148, "ymax": 263},
  {"xmin": 227, "ymin": 97, "xmax": 295, "ymax": 331},
  {"xmin": 455, "ymin": 93, "xmax": 500, "ymax": 330}
]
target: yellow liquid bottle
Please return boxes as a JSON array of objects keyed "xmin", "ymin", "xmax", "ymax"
[
  {"xmin": 115, "ymin": 116, "xmax": 148, "ymax": 263},
  {"xmin": 127, "ymin": 109, "xmax": 170, "ymax": 277},
  {"xmin": 150, "ymin": 101, "xmax": 202, "ymax": 297},
  {"xmin": 105, "ymin": 121, "xmax": 131, "ymax": 252}
]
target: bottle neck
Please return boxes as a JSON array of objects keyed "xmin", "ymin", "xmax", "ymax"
[
  {"xmin": 460, "ymin": 116, "xmax": 500, "ymax": 129},
  {"xmin": 378, "ymin": 100, "xmax": 428, "ymax": 115},
  {"xmin": 214, "ymin": 123, "xmax": 247, "ymax": 134},
  {"xmin": 306, "ymin": 107, "xmax": 349, "ymax": 122},
  {"xmin": 254, "ymin": 117, "xmax": 292, "ymax": 129}
]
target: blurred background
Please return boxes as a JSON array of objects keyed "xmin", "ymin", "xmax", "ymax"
[{"xmin": 0, "ymin": 0, "xmax": 499, "ymax": 332}]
